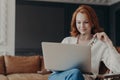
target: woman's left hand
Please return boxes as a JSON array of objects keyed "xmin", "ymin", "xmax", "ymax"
[{"xmin": 93, "ymin": 32, "xmax": 113, "ymax": 47}]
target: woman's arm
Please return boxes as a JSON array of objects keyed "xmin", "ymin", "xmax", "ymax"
[
  {"xmin": 94, "ymin": 32, "xmax": 120, "ymax": 73},
  {"xmin": 93, "ymin": 32, "xmax": 113, "ymax": 47}
]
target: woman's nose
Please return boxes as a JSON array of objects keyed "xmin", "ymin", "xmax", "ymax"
[{"xmin": 80, "ymin": 23, "xmax": 84, "ymax": 28}]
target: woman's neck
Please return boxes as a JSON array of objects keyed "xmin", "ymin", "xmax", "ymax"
[
  {"xmin": 79, "ymin": 34, "xmax": 92, "ymax": 41},
  {"xmin": 77, "ymin": 34, "xmax": 93, "ymax": 44}
]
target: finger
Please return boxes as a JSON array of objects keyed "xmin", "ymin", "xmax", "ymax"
[
  {"xmin": 97, "ymin": 33, "xmax": 102, "ymax": 40},
  {"xmin": 93, "ymin": 33, "xmax": 99, "ymax": 38},
  {"xmin": 97, "ymin": 33, "xmax": 104, "ymax": 40},
  {"xmin": 93, "ymin": 34, "xmax": 97, "ymax": 38}
]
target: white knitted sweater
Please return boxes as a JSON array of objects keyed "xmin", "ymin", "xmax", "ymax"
[{"xmin": 61, "ymin": 37, "xmax": 120, "ymax": 79}]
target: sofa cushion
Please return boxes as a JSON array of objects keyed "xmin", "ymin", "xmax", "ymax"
[
  {"xmin": 7, "ymin": 73, "xmax": 50, "ymax": 80},
  {"xmin": 0, "ymin": 74, "xmax": 8, "ymax": 80},
  {"xmin": 4, "ymin": 55, "xmax": 41, "ymax": 74},
  {"xmin": 0, "ymin": 56, "xmax": 5, "ymax": 74}
]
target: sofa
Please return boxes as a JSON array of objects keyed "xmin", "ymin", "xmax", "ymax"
[
  {"xmin": 0, "ymin": 47, "xmax": 120, "ymax": 80},
  {"xmin": 0, "ymin": 55, "xmax": 50, "ymax": 80}
]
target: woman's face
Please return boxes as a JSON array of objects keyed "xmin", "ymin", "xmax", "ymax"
[{"xmin": 76, "ymin": 12, "xmax": 92, "ymax": 35}]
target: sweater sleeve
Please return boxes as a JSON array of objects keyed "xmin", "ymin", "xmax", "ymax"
[{"xmin": 101, "ymin": 43, "xmax": 120, "ymax": 73}]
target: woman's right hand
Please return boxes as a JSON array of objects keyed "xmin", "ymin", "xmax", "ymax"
[{"xmin": 93, "ymin": 32, "xmax": 113, "ymax": 47}]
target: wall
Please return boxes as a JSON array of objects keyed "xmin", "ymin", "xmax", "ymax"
[
  {"xmin": 15, "ymin": 1, "xmax": 66, "ymax": 55},
  {"xmin": 0, "ymin": 0, "xmax": 119, "ymax": 56},
  {"xmin": 109, "ymin": 2, "xmax": 120, "ymax": 46},
  {"xmin": 15, "ymin": 1, "xmax": 111, "ymax": 56},
  {"xmin": 0, "ymin": 0, "xmax": 15, "ymax": 55}
]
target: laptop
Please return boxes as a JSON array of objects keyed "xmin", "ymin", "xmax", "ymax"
[{"xmin": 41, "ymin": 42, "xmax": 91, "ymax": 73}]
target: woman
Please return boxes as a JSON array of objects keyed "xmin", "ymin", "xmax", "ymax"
[{"xmin": 48, "ymin": 5, "xmax": 120, "ymax": 80}]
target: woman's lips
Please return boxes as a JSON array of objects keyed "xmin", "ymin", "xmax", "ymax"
[{"xmin": 80, "ymin": 29, "xmax": 86, "ymax": 31}]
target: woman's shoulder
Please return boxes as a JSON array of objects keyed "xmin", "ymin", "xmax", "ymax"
[
  {"xmin": 61, "ymin": 36, "xmax": 77, "ymax": 44},
  {"xmin": 63, "ymin": 36, "xmax": 76, "ymax": 40}
]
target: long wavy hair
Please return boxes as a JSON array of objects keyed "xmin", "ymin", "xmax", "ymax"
[{"xmin": 70, "ymin": 5, "xmax": 103, "ymax": 37}]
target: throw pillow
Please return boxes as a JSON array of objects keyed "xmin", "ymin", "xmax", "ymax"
[{"xmin": 4, "ymin": 55, "xmax": 41, "ymax": 74}]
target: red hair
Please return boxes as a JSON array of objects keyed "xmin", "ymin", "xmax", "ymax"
[{"xmin": 70, "ymin": 5, "xmax": 103, "ymax": 37}]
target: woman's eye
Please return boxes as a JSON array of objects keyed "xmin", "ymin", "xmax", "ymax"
[
  {"xmin": 84, "ymin": 22, "xmax": 89, "ymax": 23},
  {"xmin": 76, "ymin": 21, "xmax": 89, "ymax": 24},
  {"xmin": 77, "ymin": 22, "xmax": 81, "ymax": 24}
]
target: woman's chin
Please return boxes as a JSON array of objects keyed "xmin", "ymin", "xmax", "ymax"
[{"xmin": 80, "ymin": 32, "xmax": 86, "ymax": 35}]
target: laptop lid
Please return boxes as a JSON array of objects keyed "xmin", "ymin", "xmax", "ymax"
[{"xmin": 42, "ymin": 42, "xmax": 91, "ymax": 73}]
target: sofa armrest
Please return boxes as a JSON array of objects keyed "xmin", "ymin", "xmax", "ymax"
[
  {"xmin": 37, "ymin": 69, "xmax": 52, "ymax": 75},
  {"xmin": 97, "ymin": 73, "xmax": 120, "ymax": 79}
]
